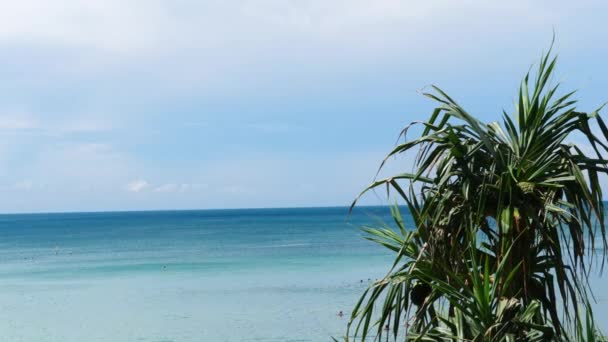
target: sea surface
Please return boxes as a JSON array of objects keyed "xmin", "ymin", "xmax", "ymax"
[
  {"xmin": 0, "ymin": 207, "xmax": 605, "ymax": 341},
  {"xmin": 0, "ymin": 207, "xmax": 398, "ymax": 342}
]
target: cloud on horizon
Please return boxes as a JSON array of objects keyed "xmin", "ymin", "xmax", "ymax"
[{"xmin": 126, "ymin": 179, "xmax": 149, "ymax": 193}]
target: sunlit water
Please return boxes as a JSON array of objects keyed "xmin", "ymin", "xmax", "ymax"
[{"xmin": 0, "ymin": 207, "xmax": 605, "ymax": 341}]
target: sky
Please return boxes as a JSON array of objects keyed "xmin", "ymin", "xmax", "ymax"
[{"xmin": 1, "ymin": 0, "xmax": 608, "ymax": 213}]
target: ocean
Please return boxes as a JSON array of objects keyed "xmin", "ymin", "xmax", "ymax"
[
  {"xmin": 0, "ymin": 207, "xmax": 397, "ymax": 341},
  {"xmin": 0, "ymin": 207, "xmax": 605, "ymax": 341}
]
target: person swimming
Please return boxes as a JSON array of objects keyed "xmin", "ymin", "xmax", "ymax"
[{"xmin": 337, "ymin": 311, "xmax": 343, "ymax": 317}]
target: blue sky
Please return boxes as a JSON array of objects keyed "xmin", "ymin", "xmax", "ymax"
[{"xmin": 1, "ymin": 0, "xmax": 608, "ymax": 212}]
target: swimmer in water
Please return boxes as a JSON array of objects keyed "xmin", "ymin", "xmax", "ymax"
[{"xmin": 337, "ymin": 311, "xmax": 343, "ymax": 317}]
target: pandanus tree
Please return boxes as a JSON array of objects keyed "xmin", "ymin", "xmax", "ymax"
[{"xmin": 345, "ymin": 49, "xmax": 608, "ymax": 341}]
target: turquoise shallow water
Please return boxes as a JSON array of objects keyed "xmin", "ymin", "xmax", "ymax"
[
  {"xmin": 0, "ymin": 207, "xmax": 606, "ymax": 341},
  {"xmin": 0, "ymin": 207, "xmax": 397, "ymax": 341}
]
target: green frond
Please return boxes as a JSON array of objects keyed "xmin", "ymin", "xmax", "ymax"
[{"xmin": 347, "ymin": 46, "xmax": 607, "ymax": 341}]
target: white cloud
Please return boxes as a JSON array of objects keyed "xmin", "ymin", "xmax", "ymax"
[
  {"xmin": 153, "ymin": 183, "xmax": 208, "ymax": 193},
  {"xmin": 0, "ymin": 0, "xmax": 597, "ymax": 108},
  {"xmin": 0, "ymin": 0, "xmax": 571, "ymax": 64},
  {"xmin": 126, "ymin": 179, "xmax": 149, "ymax": 193},
  {"xmin": 0, "ymin": 1, "xmax": 167, "ymax": 54}
]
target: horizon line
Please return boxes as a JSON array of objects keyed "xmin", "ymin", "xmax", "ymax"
[{"xmin": 0, "ymin": 204, "xmax": 394, "ymax": 216}]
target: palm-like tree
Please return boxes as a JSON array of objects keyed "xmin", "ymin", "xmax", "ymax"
[{"xmin": 346, "ymin": 48, "xmax": 608, "ymax": 341}]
